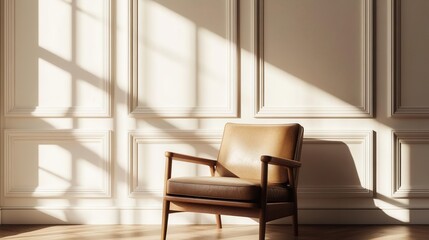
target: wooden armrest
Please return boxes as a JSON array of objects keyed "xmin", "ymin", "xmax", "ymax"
[
  {"xmin": 165, "ymin": 151, "xmax": 217, "ymax": 167},
  {"xmin": 260, "ymin": 155, "xmax": 301, "ymax": 168}
]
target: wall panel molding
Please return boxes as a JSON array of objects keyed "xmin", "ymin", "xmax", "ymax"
[
  {"xmin": 255, "ymin": 0, "xmax": 373, "ymax": 118},
  {"xmin": 3, "ymin": 0, "xmax": 112, "ymax": 117},
  {"xmin": 299, "ymin": 131, "xmax": 374, "ymax": 198},
  {"xmin": 128, "ymin": 130, "xmax": 222, "ymax": 198},
  {"xmin": 393, "ymin": 131, "xmax": 429, "ymax": 198},
  {"xmin": 391, "ymin": 0, "xmax": 429, "ymax": 117},
  {"xmin": 3, "ymin": 0, "xmax": 15, "ymax": 117},
  {"xmin": 129, "ymin": 0, "xmax": 238, "ymax": 118},
  {"xmin": 4, "ymin": 130, "xmax": 111, "ymax": 198}
]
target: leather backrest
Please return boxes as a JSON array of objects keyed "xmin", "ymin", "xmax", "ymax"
[{"xmin": 216, "ymin": 123, "xmax": 303, "ymax": 184}]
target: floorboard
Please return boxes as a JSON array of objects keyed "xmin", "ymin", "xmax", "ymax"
[{"xmin": 0, "ymin": 224, "xmax": 429, "ymax": 240}]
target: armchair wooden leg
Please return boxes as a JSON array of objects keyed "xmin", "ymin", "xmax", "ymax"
[
  {"xmin": 293, "ymin": 212, "xmax": 299, "ymax": 236},
  {"xmin": 215, "ymin": 214, "xmax": 222, "ymax": 229},
  {"xmin": 259, "ymin": 208, "xmax": 267, "ymax": 240},
  {"xmin": 259, "ymin": 218, "xmax": 266, "ymax": 240},
  {"xmin": 161, "ymin": 200, "xmax": 170, "ymax": 240}
]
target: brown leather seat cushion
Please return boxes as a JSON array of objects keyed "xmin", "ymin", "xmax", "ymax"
[{"xmin": 167, "ymin": 176, "xmax": 292, "ymax": 203}]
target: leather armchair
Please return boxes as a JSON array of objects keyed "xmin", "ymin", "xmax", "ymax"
[{"xmin": 161, "ymin": 123, "xmax": 304, "ymax": 240}]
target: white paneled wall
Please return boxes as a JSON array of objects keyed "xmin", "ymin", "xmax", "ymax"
[
  {"xmin": 392, "ymin": 131, "xmax": 429, "ymax": 198},
  {"xmin": 130, "ymin": 0, "xmax": 238, "ymax": 117},
  {"xmin": 299, "ymin": 131, "xmax": 374, "ymax": 198},
  {"xmin": 4, "ymin": 0, "xmax": 111, "ymax": 117},
  {"xmin": 1, "ymin": 0, "xmax": 429, "ymax": 224},
  {"xmin": 256, "ymin": 0, "xmax": 373, "ymax": 118},
  {"xmin": 392, "ymin": 0, "xmax": 429, "ymax": 116},
  {"xmin": 4, "ymin": 130, "xmax": 111, "ymax": 198},
  {"xmin": 128, "ymin": 130, "xmax": 221, "ymax": 199}
]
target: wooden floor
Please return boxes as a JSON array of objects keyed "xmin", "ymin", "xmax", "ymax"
[{"xmin": 1, "ymin": 224, "xmax": 429, "ymax": 240}]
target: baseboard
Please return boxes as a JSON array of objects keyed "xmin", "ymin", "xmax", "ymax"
[
  {"xmin": 299, "ymin": 209, "xmax": 428, "ymax": 224},
  {"xmin": 1, "ymin": 208, "xmax": 429, "ymax": 224},
  {"xmin": 0, "ymin": 208, "xmax": 252, "ymax": 225}
]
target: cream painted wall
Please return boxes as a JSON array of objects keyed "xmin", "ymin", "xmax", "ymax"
[{"xmin": 2, "ymin": 0, "xmax": 429, "ymax": 225}]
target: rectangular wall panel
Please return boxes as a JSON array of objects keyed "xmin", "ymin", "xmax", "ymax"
[
  {"xmin": 256, "ymin": 0, "xmax": 373, "ymax": 118},
  {"xmin": 4, "ymin": 0, "xmax": 111, "ymax": 117},
  {"xmin": 392, "ymin": 0, "xmax": 429, "ymax": 117},
  {"xmin": 130, "ymin": 0, "xmax": 238, "ymax": 117},
  {"xmin": 299, "ymin": 131, "xmax": 374, "ymax": 198},
  {"xmin": 129, "ymin": 131, "xmax": 221, "ymax": 204},
  {"xmin": 4, "ymin": 130, "xmax": 111, "ymax": 197},
  {"xmin": 393, "ymin": 131, "xmax": 429, "ymax": 197}
]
